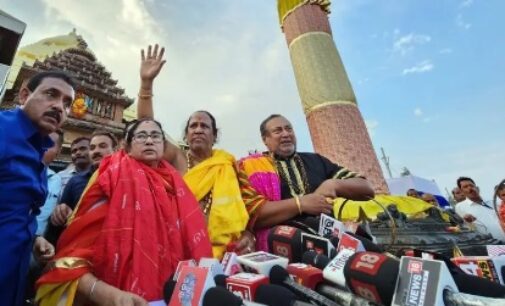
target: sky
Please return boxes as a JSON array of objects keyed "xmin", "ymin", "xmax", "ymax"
[{"xmin": 2, "ymin": 0, "xmax": 504, "ymax": 199}]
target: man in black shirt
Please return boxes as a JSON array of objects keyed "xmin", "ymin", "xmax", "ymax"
[
  {"xmin": 45, "ymin": 131, "xmax": 118, "ymax": 245},
  {"xmin": 239, "ymin": 114, "xmax": 374, "ymax": 230}
]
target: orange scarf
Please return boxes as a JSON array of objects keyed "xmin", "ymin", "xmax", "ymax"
[{"xmin": 36, "ymin": 150, "xmax": 212, "ymax": 302}]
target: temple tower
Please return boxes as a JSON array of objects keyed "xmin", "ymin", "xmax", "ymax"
[{"xmin": 277, "ymin": 0, "xmax": 388, "ymax": 193}]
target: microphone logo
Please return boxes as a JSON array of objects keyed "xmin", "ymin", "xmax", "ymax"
[
  {"xmin": 408, "ymin": 261, "xmax": 423, "ymax": 274},
  {"xmin": 274, "ymin": 226, "xmax": 297, "ymax": 238},
  {"xmin": 178, "ymin": 272, "xmax": 196, "ymax": 306}
]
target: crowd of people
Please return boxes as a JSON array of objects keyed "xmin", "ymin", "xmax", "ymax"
[
  {"xmin": 1, "ymin": 44, "xmax": 503, "ymax": 306},
  {"xmin": 0, "ymin": 45, "xmax": 375, "ymax": 306},
  {"xmin": 406, "ymin": 176, "xmax": 505, "ymax": 242}
]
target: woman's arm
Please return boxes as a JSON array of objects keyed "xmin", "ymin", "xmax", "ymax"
[
  {"xmin": 137, "ymin": 44, "xmax": 166, "ymax": 119},
  {"xmin": 76, "ymin": 273, "xmax": 148, "ymax": 306}
]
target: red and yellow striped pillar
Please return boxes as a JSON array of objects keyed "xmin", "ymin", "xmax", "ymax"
[{"xmin": 278, "ymin": 0, "xmax": 389, "ymax": 193}]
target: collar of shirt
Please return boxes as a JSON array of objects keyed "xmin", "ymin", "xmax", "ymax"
[
  {"xmin": 47, "ymin": 168, "xmax": 56, "ymax": 178},
  {"xmin": 15, "ymin": 107, "xmax": 54, "ymax": 150}
]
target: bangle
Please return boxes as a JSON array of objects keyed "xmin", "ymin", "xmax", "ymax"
[
  {"xmin": 89, "ymin": 279, "xmax": 100, "ymax": 299},
  {"xmin": 138, "ymin": 93, "xmax": 153, "ymax": 99},
  {"xmin": 294, "ymin": 195, "xmax": 303, "ymax": 215}
]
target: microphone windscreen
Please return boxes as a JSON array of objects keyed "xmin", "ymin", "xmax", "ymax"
[
  {"xmin": 302, "ymin": 250, "xmax": 317, "ymax": 265},
  {"xmin": 267, "ymin": 225, "xmax": 303, "ymax": 263},
  {"xmin": 214, "ymin": 274, "xmax": 227, "ymax": 288},
  {"xmin": 301, "ymin": 250, "xmax": 330, "ymax": 270},
  {"xmin": 346, "ymin": 232, "xmax": 384, "ymax": 253},
  {"xmin": 343, "ymin": 252, "xmax": 399, "ymax": 306},
  {"xmin": 329, "ymin": 236, "xmax": 340, "ymax": 248},
  {"xmin": 163, "ymin": 279, "xmax": 176, "ymax": 303},
  {"xmin": 203, "ymin": 286, "xmax": 243, "ymax": 306},
  {"xmin": 256, "ymin": 284, "xmax": 297, "ymax": 306},
  {"xmin": 453, "ymin": 272, "xmax": 505, "ymax": 298},
  {"xmin": 269, "ymin": 265, "xmax": 289, "ymax": 285}
]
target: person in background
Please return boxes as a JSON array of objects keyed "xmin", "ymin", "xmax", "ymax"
[
  {"xmin": 0, "ymin": 71, "xmax": 75, "ymax": 306},
  {"xmin": 455, "ymin": 176, "xmax": 505, "ymax": 241},
  {"xmin": 406, "ymin": 188, "xmax": 420, "ymax": 198},
  {"xmin": 57, "ymin": 137, "xmax": 91, "ymax": 198},
  {"xmin": 421, "ymin": 193, "xmax": 439, "ymax": 206},
  {"xmin": 495, "ymin": 181, "xmax": 505, "ymax": 232},
  {"xmin": 36, "ymin": 118, "xmax": 212, "ymax": 305},
  {"xmin": 452, "ymin": 187, "xmax": 466, "ymax": 204},
  {"xmin": 45, "ymin": 130, "xmax": 118, "ymax": 246}
]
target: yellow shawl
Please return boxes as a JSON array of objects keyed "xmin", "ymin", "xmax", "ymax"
[{"xmin": 184, "ymin": 149, "xmax": 249, "ymax": 258}]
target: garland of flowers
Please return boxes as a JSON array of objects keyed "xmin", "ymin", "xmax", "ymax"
[{"xmin": 71, "ymin": 92, "xmax": 87, "ymax": 118}]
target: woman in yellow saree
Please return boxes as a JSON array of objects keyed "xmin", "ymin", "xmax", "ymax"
[{"xmin": 136, "ymin": 45, "xmax": 254, "ymax": 259}]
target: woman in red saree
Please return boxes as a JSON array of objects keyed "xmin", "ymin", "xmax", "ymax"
[{"xmin": 36, "ymin": 119, "xmax": 212, "ymax": 305}]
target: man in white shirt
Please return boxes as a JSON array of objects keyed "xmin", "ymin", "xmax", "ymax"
[{"xmin": 455, "ymin": 177, "xmax": 505, "ymax": 241}]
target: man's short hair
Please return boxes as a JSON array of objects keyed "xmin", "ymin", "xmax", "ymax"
[
  {"xmin": 70, "ymin": 137, "xmax": 90, "ymax": 147},
  {"xmin": 26, "ymin": 71, "xmax": 76, "ymax": 92},
  {"xmin": 91, "ymin": 130, "xmax": 118, "ymax": 148},
  {"xmin": 260, "ymin": 114, "xmax": 283, "ymax": 138},
  {"xmin": 457, "ymin": 176, "xmax": 475, "ymax": 189}
]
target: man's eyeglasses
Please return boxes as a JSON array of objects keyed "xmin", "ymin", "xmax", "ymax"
[{"xmin": 132, "ymin": 132, "xmax": 164, "ymax": 143}]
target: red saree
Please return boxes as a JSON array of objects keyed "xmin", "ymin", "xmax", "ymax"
[{"xmin": 36, "ymin": 150, "xmax": 212, "ymax": 303}]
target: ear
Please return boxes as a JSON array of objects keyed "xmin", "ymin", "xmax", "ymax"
[{"xmin": 18, "ymin": 87, "xmax": 31, "ymax": 106}]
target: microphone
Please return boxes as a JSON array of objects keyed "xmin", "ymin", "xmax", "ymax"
[
  {"xmin": 221, "ymin": 252, "xmax": 244, "ymax": 275},
  {"xmin": 199, "ymin": 257, "xmax": 224, "ymax": 277},
  {"xmin": 237, "ymin": 251, "xmax": 289, "ymax": 276},
  {"xmin": 282, "ymin": 262, "xmax": 378, "ymax": 305},
  {"xmin": 336, "ymin": 233, "xmax": 365, "ymax": 253},
  {"xmin": 214, "ymin": 274, "xmax": 227, "ymax": 288},
  {"xmin": 173, "ymin": 259, "xmax": 197, "ymax": 281},
  {"xmin": 318, "ymin": 214, "xmax": 346, "ymax": 238},
  {"xmin": 269, "ymin": 265, "xmax": 338, "ymax": 306},
  {"xmin": 267, "ymin": 225, "xmax": 303, "ymax": 263},
  {"xmin": 301, "ymin": 232, "xmax": 336, "ymax": 258},
  {"xmin": 255, "ymin": 284, "xmax": 315, "ymax": 306},
  {"xmin": 286, "ymin": 263, "xmax": 324, "ymax": 290},
  {"xmin": 202, "ymin": 286, "xmax": 266, "ymax": 306},
  {"xmin": 452, "ymin": 255, "xmax": 505, "ymax": 284},
  {"xmin": 163, "ymin": 275, "xmax": 176, "ymax": 304},
  {"xmin": 343, "ymin": 252, "xmax": 399, "ymax": 306},
  {"xmin": 323, "ymin": 248, "xmax": 357, "ymax": 289},
  {"xmin": 225, "ymin": 272, "xmax": 269, "ymax": 302},
  {"xmin": 167, "ymin": 265, "xmax": 215, "ymax": 306},
  {"xmin": 344, "ymin": 233, "xmax": 384, "ymax": 253},
  {"xmin": 302, "ymin": 250, "xmax": 331, "ymax": 270}
]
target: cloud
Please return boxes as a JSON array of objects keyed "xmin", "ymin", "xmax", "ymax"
[
  {"xmin": 393, "ymin": 33, "xmax": 431, "ymax": 55},
  {"xmin": 402, "ymin": 60, "xmax": 434, "ymax": 75},
  {"xmin": 439, "ymin": 48, "xmax": 453, "ymax": 54},
  {"xmin": 456, "ymin": 14, "xmax": 472, "ymax": 29},
  {"xmin": 460, "ymin": 0, "xmax": 474, "ymax": 8},
  {"xmin": 414, "ymin": 108, "xmax": 423, "ymax": 117}
]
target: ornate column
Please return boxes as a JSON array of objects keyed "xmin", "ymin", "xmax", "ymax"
[{"xmin": 278, "ymin": 0, "xmax": 388, "ymax": 193}]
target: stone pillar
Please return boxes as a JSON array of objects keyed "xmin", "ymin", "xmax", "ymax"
[{"xmin": 278, "ymin": 0, "xmax": 388, "ymax": 193}]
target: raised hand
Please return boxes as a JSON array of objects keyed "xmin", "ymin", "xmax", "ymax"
[{"xmin": 140, "ymin": 44, "xmax": 166, "ymax": 82}]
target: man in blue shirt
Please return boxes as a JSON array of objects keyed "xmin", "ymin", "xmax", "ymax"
[
  {"xmin": 35, "ymin": 130, "xmax": 64, "ymax": 236},
  {"xmin": 0, "ymin": 71, "xmax": 75, "ymax": 306}
]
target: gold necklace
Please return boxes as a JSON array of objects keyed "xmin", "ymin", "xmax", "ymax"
[{"xmin": 274, "ymin": 153, "xmax": 310, "ymax": 197}]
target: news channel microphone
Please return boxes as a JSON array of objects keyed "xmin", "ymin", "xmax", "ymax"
[
  {"xmin": 452, "ymin": 255, "xmax": 505, "ymax": 284},
  {"xmin": 221, "ymin": 252, "xmax": 244, "ymax": 275},
  {"xmin": 225, "ymin": 272, "xmax": 269, "ymax": 302},
  {"xmin": 302, "ymin": 250, "xmax": 331, "ymax": 270},
  {"xmin": 267, "ymin": 225, "xmax": 303, "ymax": 262},
  {"xmin": 237, "ymin": 251, "xmax": 288, "ymax": 276},
  {"xmin": 199, "ymin": 257, "xmax": 224, "ymax": 277},
  {"xmin": 344, "ymin": 252, "xmax": 505, "ymax": 306},
  {"xmin": 301, "ymin": 232, "xmax": 337, "ymax": 258},
  {"xmin": 167, "ymin": 265, "xmax": 215, "ymax": 306},
  {"xmin": 255, "ymin": 284, "xmax": 316, "ymax": 306},
  {"xmin": 286, "ymin": 263, "xmax": 324, "ymax": 290},
  {"xmin": 318, "ymin": 214, "xmax": 346, "ymax": 238},
  {"xmin": 202, "ymin": 286, "xmax": 266, "ymax": 306},
  {"xmin": 269, "ymin": 265, "xmax": 338, "ymax": 306}
]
